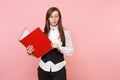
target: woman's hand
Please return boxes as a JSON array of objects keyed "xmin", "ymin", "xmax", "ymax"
[
  {"xmin": 51, "ymin": 42, "xmax": 60, "ymax": 50},
  {"xmin": 26, "ymin": 45, "xmax": 35, "ymax": 55}
]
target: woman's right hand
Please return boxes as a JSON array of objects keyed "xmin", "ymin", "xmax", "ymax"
[{"xmin": 26, "ymin": 45, "xmax": 35, "ymax": 55}]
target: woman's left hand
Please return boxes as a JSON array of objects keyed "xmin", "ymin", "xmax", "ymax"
[{"xmin": 51, "ymin": 42, "xmax": 60, "ymax": 50}]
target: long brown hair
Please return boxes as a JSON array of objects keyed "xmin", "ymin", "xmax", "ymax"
[{"xmin": 44, "ymin": 7, "xmax": 65, "ymax": 42}]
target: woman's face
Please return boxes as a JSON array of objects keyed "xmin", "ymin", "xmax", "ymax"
[{"xmin": 49, "ymin": 11, "xmax": 59, "ymax": 26}]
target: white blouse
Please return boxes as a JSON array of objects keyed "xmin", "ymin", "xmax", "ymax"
[{"xmin": 39, "ymin": 25, "xmax": 74, "ymax": 72}]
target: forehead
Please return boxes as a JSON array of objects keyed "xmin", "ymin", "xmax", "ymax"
[{"xmin": 50, "ymin": 11, "xmax": 59, "ymax": 16}]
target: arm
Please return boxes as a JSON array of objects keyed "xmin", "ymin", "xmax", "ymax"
[{"xmin": 59, "ymin": 30, "xmax": 74, "ymax": 55}]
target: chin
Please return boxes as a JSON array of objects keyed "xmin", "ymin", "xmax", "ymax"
[{"xmin": 52, "ymin": 24, "xmax": 58, "ymax": 26}]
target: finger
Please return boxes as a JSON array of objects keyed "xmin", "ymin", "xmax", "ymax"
[
  {"xmin": 27, "ymin": 48, "xmax": 34, "ymax": 55},
  {"xmin": 29, "ymin": 45, "xmax": 34, "ymax": 49},
  {"xmin": 52, "ymin": 45, "xmax": 56, "ymax": 48},
  {"xmin": 27, "ymin": 45, "xmax": 33, "ymax": 49},
  {"xmin": 51, "ymin": 44, "xmax": 54, "ymax": 49},
  {"xmin": 29, "ymin": 48, "xmax": 34, "ymax": 52},
  {"xmin": 30, "ymin": 47, "xmax": 35, "ymax": 51},
  {"xmin": 51, "ymin": 42, "xmax": 54, "ymax": 45},
  {"xmin": 27, "ymin": 50, "xmax": 32, "ymax": 55},
  {"xmin": 26, "ymin": 45, "xmax": 31, "ymax": 50}
]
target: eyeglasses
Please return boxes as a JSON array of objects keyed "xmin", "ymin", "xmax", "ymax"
[{"xmin": 49, "ymin": 15, "xmax": 59, "ymax": 19}]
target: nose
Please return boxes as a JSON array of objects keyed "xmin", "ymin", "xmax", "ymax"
[{"xmin": 52, "ymin": 18, "xmax": 56, "ymax": 21}]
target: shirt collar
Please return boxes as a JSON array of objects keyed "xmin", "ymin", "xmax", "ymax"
[{"xmin": 50, "ymin": 25, "xmax": 58, "ymax": 30}]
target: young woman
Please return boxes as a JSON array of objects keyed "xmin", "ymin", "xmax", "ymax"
[{"xmin": 26, "ymin": 7, "xmax": 74, "ymax": 80}]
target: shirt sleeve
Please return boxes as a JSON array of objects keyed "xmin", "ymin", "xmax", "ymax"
[{"xmin": 59, "ymin": 30, "xmax": 74, "ymax": 56}]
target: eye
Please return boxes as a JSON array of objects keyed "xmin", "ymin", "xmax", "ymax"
[
  {"xmin": 54, "ymin": 15, "xmax": 58, "ymax": 18},
  {"xmin": 49, "ymin": 15, "xmax": 59, "ymax": 18},
  {"xmin": 50, "ymin": 16, "xmax": 53, "ymax": 18}
]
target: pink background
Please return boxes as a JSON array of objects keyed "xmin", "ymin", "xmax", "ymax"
[{"xmin": 0, "ymin": 0, "xmax": 120, "ymax": 80}]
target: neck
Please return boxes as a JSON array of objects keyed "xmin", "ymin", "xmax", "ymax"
[
  {"xmin": 50, "ymin": 25, "xmax": 58, "ymax": 27},
  {"xmin": 50, "ymin": 25, "xmax": 58, "ymax": 28}
]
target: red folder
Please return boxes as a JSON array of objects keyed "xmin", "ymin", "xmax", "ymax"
[{"xmin": 19, "ymin": 27, "xmax": 52, "ymax": 58}]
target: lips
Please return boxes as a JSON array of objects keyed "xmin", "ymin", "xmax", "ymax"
[{"xmin": 53, "ymin": 21, "xmax": 56, "ymax": 24}]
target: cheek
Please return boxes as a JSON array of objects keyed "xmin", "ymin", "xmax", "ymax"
[
  {"xmin": 49, "ymin": 19, "xmax": 53, "ymax": 23},
  {"xmin": 56, "ymin": 18, "xmax": 59, "ymax": 22}
]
